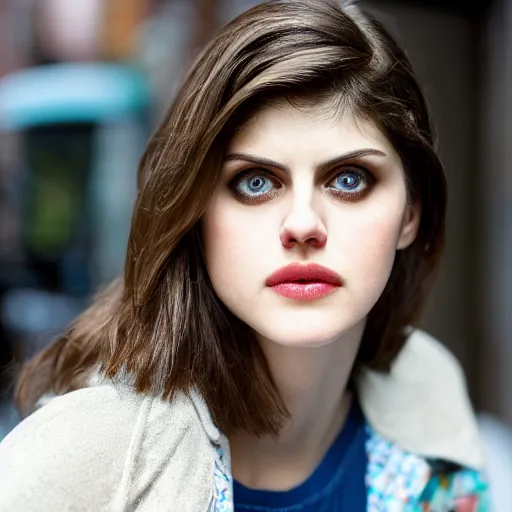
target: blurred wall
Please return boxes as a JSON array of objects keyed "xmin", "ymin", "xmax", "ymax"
[
  {"xmin": 479, "ymin": 0, "xmax": 512, "ymax": 426},
  {"xmin": 0, "ymin": 1, "xmax": 14, "ymax": 77}
]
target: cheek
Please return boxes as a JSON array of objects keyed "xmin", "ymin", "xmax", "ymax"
[
  {"xmin": 354, "ymin": 213, "xmax": 403, "ymax": 253},
  {"xmin": 202, "ymin": 199, "xmax": 271, "ymax": 292},
  {"xmin": 330, "ymin": 198, "xmax": 407, "ymax": 284}
]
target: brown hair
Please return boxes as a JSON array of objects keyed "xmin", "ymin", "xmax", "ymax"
[{"xmin": 15, "ymin": 0, "xmax": 446, "ymax": 435}]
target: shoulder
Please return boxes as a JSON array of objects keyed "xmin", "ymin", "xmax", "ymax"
[
  {"xmin": 1, "ymin": 384, "xmax": 147, "ymax": 455},
  {"xmin": 359, "ymin": 329, "xmax": 491, "ymax": 508},
  {"xmin": 0, "ymin": 385, "xmax": 143, "ymax": 510},
  {"xmin": 0, "ymin": 383, "xmax": 144, "ymax": 457},
  {"xmin": 357, "ymin": 328, "xmax": 485, "ymax": 470},
  {"xmin": 0, "ymin": 384, "xmax": 215, "ymax": 511}
]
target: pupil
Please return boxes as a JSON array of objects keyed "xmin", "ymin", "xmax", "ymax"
[
  {"xmin": 251, "ymin": 177, "xmax": 263, "ymax": 190},
  {"xmin": 342, "ymin": 174, "xmax": 357, "ymax": 188}
]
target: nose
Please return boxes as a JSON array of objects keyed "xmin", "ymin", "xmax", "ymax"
[{"xmin": 280, "ymin": 199, "xmax": 327, "ymax": 250}]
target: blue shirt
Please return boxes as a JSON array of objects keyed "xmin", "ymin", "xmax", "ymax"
[{"xmin": 233, "ymin": 399, "xmax": 368, "ymax": 511}]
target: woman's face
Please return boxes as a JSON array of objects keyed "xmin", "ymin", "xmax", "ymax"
[{"xmin": 202, "ymin": 101, "xmax": 419, "ymax": 348}]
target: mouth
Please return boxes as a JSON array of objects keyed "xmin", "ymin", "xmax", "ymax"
[{"xmin": 265, "ymin": 263, "xmax": 342, "ymax": 300}]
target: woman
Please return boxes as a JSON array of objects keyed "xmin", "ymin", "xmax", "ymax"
[{"xmin": 0, "ymin": 1, "xmax": 489, "ymax": 510}]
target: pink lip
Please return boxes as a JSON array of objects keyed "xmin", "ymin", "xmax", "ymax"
[{"xmin": 265, "ymin": 263, "xmax": 342, "ymax": 300}]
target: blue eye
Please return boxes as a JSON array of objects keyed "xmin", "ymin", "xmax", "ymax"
[
  {"xmin": 330, "ymin": 170, "xmax": 368, "ymax": 194},
  {"xmin": 235, "ymin": 172, "xmax": 274, "ymax": 197}
]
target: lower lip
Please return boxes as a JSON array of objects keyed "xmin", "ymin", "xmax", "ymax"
[{"xmin": 270, "ymin": 282, "xmax": 339, "ymax": 300}]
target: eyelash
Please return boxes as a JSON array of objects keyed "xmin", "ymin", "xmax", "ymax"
[{"xmin": 229, "ymin": 166, "xmax": 375, "ymax": 204}]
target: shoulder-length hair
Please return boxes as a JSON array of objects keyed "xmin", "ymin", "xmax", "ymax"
[{"xmin": 15, "ymin": 0, "xmax": 446, "ymax": 436}]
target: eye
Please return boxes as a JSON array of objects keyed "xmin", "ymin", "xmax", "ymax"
[
  {"xmin": 326, "ymin": 168, "xmax": 372, "ymax": 199},
  {"xmin": 231, "ymin": 170, "xmax": 280, "ymax": 202}
]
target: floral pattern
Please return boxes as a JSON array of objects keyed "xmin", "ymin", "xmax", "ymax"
[
  {"xmin": 365, "ymin": 426, "xmax": 431, "ymax": 511},
  {"xmin": 419, "ymin": 468, "xmax": 490, "ymax": 511},
  {"xmin": 213, "ymin": 445, "xmax": 234, "ymax": 512}
]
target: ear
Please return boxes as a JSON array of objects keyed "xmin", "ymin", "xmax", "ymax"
[{"xmin": 397, "ymin": 202, "xmax": 420, "ymax": 250}]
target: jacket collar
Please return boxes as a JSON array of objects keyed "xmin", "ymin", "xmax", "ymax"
[
  {"xmin": 191, "ymin": 329, "xmax": 485, "ymax": 471},
  {"xmin": 356, "ymin": 329, "xmax": 484, "ymax": 470}
]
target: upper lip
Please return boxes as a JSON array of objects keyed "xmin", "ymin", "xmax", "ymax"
[{"xmin": 265, "ymin": 263, "xmax": 343, "ymax": 287}]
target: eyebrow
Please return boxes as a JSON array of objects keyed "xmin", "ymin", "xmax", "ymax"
[{"xmin": 225, "ymin": 148, "xmax": 387, "ymax": 173}]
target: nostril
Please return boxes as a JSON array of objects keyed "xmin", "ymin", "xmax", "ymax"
[
  {"xmin": 280, "ymin": 233, "xmax": 327, "ymax": 250},
  {"xmin": 307, "ymin": 236, "xmax": 325, "ymax": 248},
  {"xmin": 280, "ymin": 224, "xmax": 327, "ymax": 250},
  {"xmin": 282, "ymin": 236, "xmax": 297, "ymax": 249}
]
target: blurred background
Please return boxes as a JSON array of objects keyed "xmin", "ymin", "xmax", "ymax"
[{"xmin": 0, "ymin": 0, "xmax": 510, "ymax": 491}]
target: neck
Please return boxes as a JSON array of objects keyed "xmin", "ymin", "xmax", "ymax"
[{"xmin": 229, "ymin": 321, "xmax": 364, "ymax": 490}]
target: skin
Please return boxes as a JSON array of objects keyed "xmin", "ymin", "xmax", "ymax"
[{"xmin": 202, "ymin": 100, "xmax": 419, "ymax": 490}]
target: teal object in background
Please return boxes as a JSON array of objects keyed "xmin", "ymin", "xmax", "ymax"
[
  {"xmin": 0, "ymin": 63, "xmax": 150, "ymax": 130},
  {"xmin": 0, "ymin": 62, "xmax": 150, "ymax": 289}
]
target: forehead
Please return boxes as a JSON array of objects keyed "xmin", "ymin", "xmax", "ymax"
[{"xmin": 227, "ymin": 99, "xmax": 397, "ymax": 159}]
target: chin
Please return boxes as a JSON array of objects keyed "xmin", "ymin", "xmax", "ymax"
[
  {"xmin": 234, "ymin": 301, "xmax": 368, "ymax": 350},
  {"xmin": 254, "ymin": 321, "xmax": 358, "ymax": 349}
]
